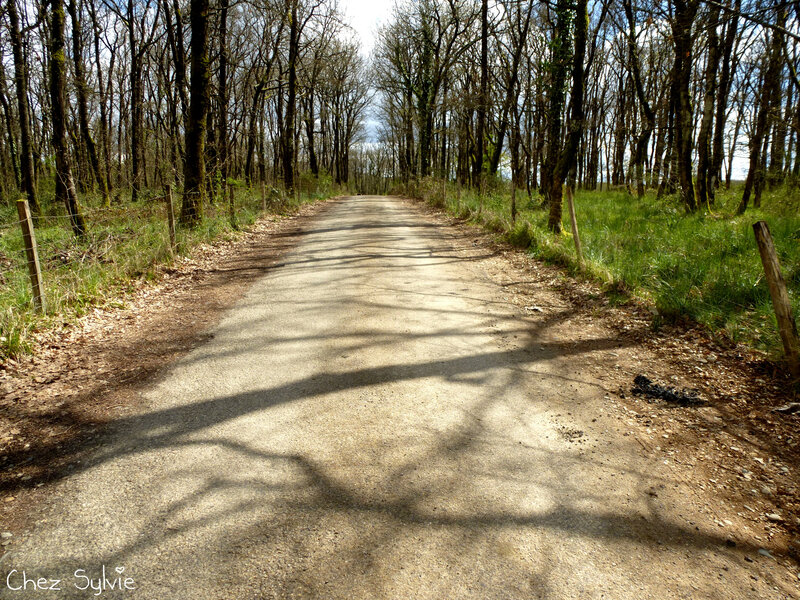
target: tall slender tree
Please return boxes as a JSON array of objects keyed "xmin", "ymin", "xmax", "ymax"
[
  {"xmin": 68, "ymin": 0, "xmax": 110, "ymax": 205},
  {"xmin": 49, "ymin": 0, "xmax": 86, "ymax": 235},
  {"xmin": 7, "ymin": 0, "xmax": 40, "ymax": 215},
  {"xmin": 670, "ymin": 0, "xmax": 699, "ymax": 212},
  {"xmin": 180, "ymin": 0, "xmax": 211, "ymax": 225}
]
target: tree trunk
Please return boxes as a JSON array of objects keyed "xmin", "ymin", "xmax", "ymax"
[
  {"xmin": 127, "ymin": 0, "xmax": 144, "ymax": 202},
  {"xmin": 726, "ymin": 105, "xmax": 743, "ymax": 188},
  {"xmin": 245, "ymin": 84, "xmax": 266, "ymax": 184},
  {"xmin": 0, "ymin": 67, "xmax": 20, "ymax": 191},
  {"xmin": 671, "ymin": 0, "xmax": 699, "ymax": 212},
  {"xmin": 68, "ymin": 0, "xmax": 109, "ymax": 205},
  {"xmin": 88, "ymin": 0, "xmax": 113, "ymax": 198},
  {"xmin": 163, "ymin": 0, "xmax": 188, "ymax": 185},
  {"xmin": 283, "ymin": 0, "xmax": 298, "ymax": 193},
  {"xmin": 217, "ymin": 0, "xmax": 230, "ymax": 187},
  {"xmin": 794, "ymin": 82, "xmax": 800, "ymax": 177},
  {"xmin": 738, "ymin": 10, "xmax": 785, "ymax": 214},
  {"xmin": 7, "ymin": 0, "xmax": 40, "ymax": 214},
  {"xmin": 768, "ymin": 82, "xmax": 789, "ymax": 186},
  {"xmin": 305, "ymin": 95, "xmax": 319, "ymax": 176},
  {"xmin": 710, "ymin": 0, "xmax": 740, "ymax": 197},
  {"xmin": 49, "ymin": 0, "xmax": 86, "ymax": 236},
  {"xmin": 472, "ymin": 0, "xmax": 488, "ymax": 186},
  {"xmin": 509, "ymin": 101, "xmax": 521, "ymax": 223},
  {"xmin": 611, "ymin": 73, "xmax": 628, "ymax": 186},
  {"xmin": 404, "ymin": 90, "xmax": 414, "ymax": 182},
  {"xmin": 623, "ymin": 0, "xmax": 656, "ymax": 198},
  {"xmin": 695, "ymin": 5, "xmax": 720, "ymax": 207},
  {"xmin": 489, "ymin": 1, "xmax": 532, "ymax": 175},
  {"xmin": 542, "ymin": 0, "xmax": 573, "ymax": 204},
  {"xmin": 547, "ymin": 0, "xmax": 588, "ymax": 232},
  {"xmin": 180, "ymin": 0, "xmax": 210, "ymax": 226}
]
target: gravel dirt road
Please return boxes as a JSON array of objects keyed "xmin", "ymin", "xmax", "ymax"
[{"xmin": 2, "ymin": 196, "xmax": 798, "ymax": 598}]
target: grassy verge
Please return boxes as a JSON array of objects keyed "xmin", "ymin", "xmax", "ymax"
[
  {"xmin": 0, "ymin": 180, "xmax": 337, "ymax": 359},
  {"xmin": 405, "ymin": 177, "xmax": 800, "ymax": 357}
]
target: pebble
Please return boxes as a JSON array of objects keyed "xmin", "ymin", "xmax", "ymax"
[
  {"xmin": 757, "ymin": 548, "xmax": 775, "ymax": 560},
  {"xmin": 0, "ymin": 532, "xmax": 11, "ymax": 539},
  {"xmin": 765, "ymin": 513, "xmax": 783, "ymax": 522}
]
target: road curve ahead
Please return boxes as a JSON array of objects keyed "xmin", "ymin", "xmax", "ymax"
[{"xmin": 4, "ymin": 196, "xmax": 794, "ymax": 599}]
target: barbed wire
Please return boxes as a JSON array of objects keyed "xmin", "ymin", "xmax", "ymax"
[
  {"xmin": 1, "ymin": 194, "xmax": 291, "ymax": 281},
  {"xmin": 0, "ymin": 219, "xmax": 27, "ymax": 231},
  {"xmin": 0, "ymin": 208, "xmax": 171, "ymax": 230}
]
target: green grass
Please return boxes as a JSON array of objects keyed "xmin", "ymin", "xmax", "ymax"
[
  {"xmin": 408, "ymin": 176, "xmax": 800, "ymax": 357},
  {"xmin": 7, "ymin": 174, "xmax": 796, "ymax": 360},
  {"xmin": 0, "ymin": 178, "xmax": 337, "ymax": 360}
]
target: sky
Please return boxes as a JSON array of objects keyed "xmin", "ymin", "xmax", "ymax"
[{"xmin": 338, "ymin": 0, "xmax": 395, "ymax": 53}]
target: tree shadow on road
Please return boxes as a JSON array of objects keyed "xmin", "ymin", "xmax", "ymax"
[{"xmin": 1, "ymin": 196, "xmax": 792, "ymax": 598}]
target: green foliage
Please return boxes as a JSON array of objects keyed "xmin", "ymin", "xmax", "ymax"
[
  {"xmin": 0, "ymin": 184, "xmax": 331, "ymax": 359},
  {"xmin": 297, "ymin": 170, "xmax": 336, "ymax": 199},
  {"xmin": 210, "ymin": 169, "xmax": 224, "ymax": 202},
  {"xmin": 507, "ymin": 220, "xmax": 533, "ymax": 248},
  {"xmin": 417, "ymin": 179, "xmax": 800, "ymax": 357}
]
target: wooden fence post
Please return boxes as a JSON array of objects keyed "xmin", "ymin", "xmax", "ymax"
[
  {"xmin": 753, "ymin": 220, "xmax": 800, "ymax": 376},
  {"xmin": 165, "ymin": 184, "xmax": 176, "ymax": 250},
  {"xmin": 16, "ymin": 198, "xmax": 45, "ymax": 314},
  {"xmin": 228, "ymin": 184, "xmax": 238, "ymax": 229},
  {"xmin": 566, "ymin": 185, "xmax": 584, "ymax": 267}
]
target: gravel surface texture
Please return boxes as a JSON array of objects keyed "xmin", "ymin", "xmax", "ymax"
[{"xmin": 2, "ymin": 196, "xmax": 797, "ymax": 599}]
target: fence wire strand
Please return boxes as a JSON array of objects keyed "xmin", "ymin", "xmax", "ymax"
[{"xmin": 3, "ymin": 185, "xmax": 305, "ymax": 310}]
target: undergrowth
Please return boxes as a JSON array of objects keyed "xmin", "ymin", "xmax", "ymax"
[
  {"xmin": 0, "ymin": 178, "xmax": 337, "ymax": 359},
  {"xmin": 405, "ymin": 176, "xmax": 800, "ymax": 358}
]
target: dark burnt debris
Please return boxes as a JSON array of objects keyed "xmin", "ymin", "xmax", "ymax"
[{"xmin": 631, "ymin": 374, "xmax": 705, "ymax": 407}]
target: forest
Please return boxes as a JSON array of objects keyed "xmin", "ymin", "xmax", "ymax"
[
  {"xmin": 2, "ymin": 1, "xmax": 800, "ymax": 592},
  {"xmin": 0, "ymin": 0, "xmax": 799, "ymax": 359},
  {"xmin": 372, "ymin": 0, "xmax": 798, "ymax": 221}
]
